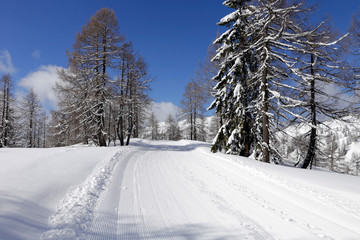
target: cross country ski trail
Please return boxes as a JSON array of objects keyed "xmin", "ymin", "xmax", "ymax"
[
  {"xmin": 40, "ymin": 140, "xmax": 360, "ymax": 240},
  {"xmin": 87, "ymin": 141, "xmax": 269, "ymax": 240}
]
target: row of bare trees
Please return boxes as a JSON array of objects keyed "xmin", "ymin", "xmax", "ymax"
[{"xmin": 0, "ymin": 74, "xmax": 47, "ymax": 148}]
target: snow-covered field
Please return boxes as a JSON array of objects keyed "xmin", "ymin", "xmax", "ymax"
[{"xmin": 1, "ymin": 140, "xmax": 360, "ymax": 240}]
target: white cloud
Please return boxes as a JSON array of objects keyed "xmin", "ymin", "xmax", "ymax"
[
  {"xmin": 18, "ymin": 65, "xmax": 62, "ymax": 109},
  {"xmin": 152, "ymin": 102, "xmax": 180, "ymax": 122},
  {"xmin": 0, "ymin": 49, "xmax": 16, "ymax": 74},
  {"xmin": 32, "ymin": 50, "xmax": 41, "ymax": 60}
]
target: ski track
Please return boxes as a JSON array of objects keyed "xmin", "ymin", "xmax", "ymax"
[{"xmin": 40, "ymin": 140, "xmax": 360, "ymax": 239}]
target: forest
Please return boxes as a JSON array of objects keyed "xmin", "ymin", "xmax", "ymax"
[{"xmin": 1, "ymin": 0, "xmax": 360, "ymax": 175}]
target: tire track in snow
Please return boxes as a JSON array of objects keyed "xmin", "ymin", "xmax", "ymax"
[{"xmin": 40, "ymin": 147, "xmax": 134, "ymax": 240}]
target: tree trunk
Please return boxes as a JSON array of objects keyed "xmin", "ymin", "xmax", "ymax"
[
  {"xmin": 4, "ymin": 82, "xmax": 9, "ymax": 147},
  {"xmin": 261, "ymin": 44, "xmax": 270, "ymax": 163},
  {"xmin": 194, "ymin": 108, "xmax": 197, "ymax": 141},
  {"xmin": 83, "ymin": 123, "xmax": 89, "ymax": 144},
  {"xmin": 301, "ymin": 54, "xmax": 317, "ymax": 169},
  {"xmin": 98, "ymin": 130, "xmax": 107, "ymax": 147},
  {"xmin": 29, "ymin": 111, "xmax": 33, "ymax": 148},
  {"xmin": 190, "ymin": 112, "xmax": 193, "ymax": 140},
  {"xmin": 0, "ymin": 77, "xmax": 7, "ymax": 148},
  {"xmin": 126, "ymin": 112, "xmax": 133, "ymax": 146},
  {"xmin": 117, "ymin": 110, "xmax": 124, "ymax": 146},
  {"xmin": 133, "ymin": 104, "xmax": 139, "ymax": 138},
  {"xmin": 97, "ymin": 103, "xmax": 107, "ymax": 147}
]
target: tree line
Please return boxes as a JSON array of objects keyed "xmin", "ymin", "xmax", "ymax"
[
  {"xmin": 0, "ymin": 75, "xmax": 47, "ymax": 148},
  {"xmin": 0, "ymin": 8, "xmax": 151, "ymax": 148}
]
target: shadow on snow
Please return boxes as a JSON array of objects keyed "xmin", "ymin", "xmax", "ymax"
[
  {"xmin": 130, "ymin": 140, "xmax": 210, "ymax": 153},
  {"xmin": 87, "ymin": 214, "xmax": 240, "ymax": 240},
  {"xmin": 0, "ymin": 194, "xmax": 50, "ymax": 240}
]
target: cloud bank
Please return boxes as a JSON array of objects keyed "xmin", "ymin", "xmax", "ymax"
[
  {"xmin": 152, "ymin": 102, "xmax": 180, "ymax": 122},
  {"xmin": 19, "ymin": 65, "xmax": 62, "ymax": 109}
]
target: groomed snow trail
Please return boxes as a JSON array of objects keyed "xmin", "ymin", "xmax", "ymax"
[
  {"xmin": 86, "ymin": 141, "xmax": 270, "ymax": 240},
  {"xmin": 42, "ymin": 140, "xmax": 360, "ymax": 240}
]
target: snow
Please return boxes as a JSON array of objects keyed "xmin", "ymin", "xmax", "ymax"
[{"xmin": 1, "ymin": 140, "xmax": 360, "ymax": 239}]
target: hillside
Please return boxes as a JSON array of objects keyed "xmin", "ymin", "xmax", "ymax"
[
  {"xmin": 1, "ymin": 140, "xmax": 360, "ymax": 239},
  {"xmin": 277, "ymin": 116, "xmax": 360, "ymax": 175}
]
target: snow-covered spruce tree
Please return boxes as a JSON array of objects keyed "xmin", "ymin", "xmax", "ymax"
[{"xmin": 209, "ymin": 0, "xmax": 256, "ymax": 156}]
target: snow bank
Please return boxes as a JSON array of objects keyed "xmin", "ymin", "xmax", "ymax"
[{"xmin": 40, "ymin": 147, "xmax": 133, "ymax": 240}]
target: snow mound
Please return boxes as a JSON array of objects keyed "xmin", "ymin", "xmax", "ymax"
[{"xmin": 40, "ymin": 147, "xmax": 133, "ymax": 240}]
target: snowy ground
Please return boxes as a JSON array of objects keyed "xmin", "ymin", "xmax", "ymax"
[{"xmin": 1, "ymin": 140, "xmax": 360, "ymax": 240}]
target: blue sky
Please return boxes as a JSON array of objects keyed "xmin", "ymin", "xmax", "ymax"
[{"xmin": 0, "ymin": 0, "xmax": 359, "ymax": 120}]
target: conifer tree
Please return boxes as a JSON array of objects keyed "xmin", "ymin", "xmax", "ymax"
[
  {"xmin": 58, "ymin": 8, "xmax": 124, "ymax": 146},
  {"xmin": 209, "ymin": 0, "xmax": 255, "ymax": 156}
]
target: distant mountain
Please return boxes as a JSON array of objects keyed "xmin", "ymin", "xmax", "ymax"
[{"xmin": 276, "ymin": 115, "xmax": 360, "ymax": 175}]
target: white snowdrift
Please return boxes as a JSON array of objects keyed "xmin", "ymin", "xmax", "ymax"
[
  {"xmin": 40, "ymin": 147, "xmax": 134, "ymax": 240},
  {"xmin": 0, "ymin": 145, "xmax": 128, "ymax": 239}
]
